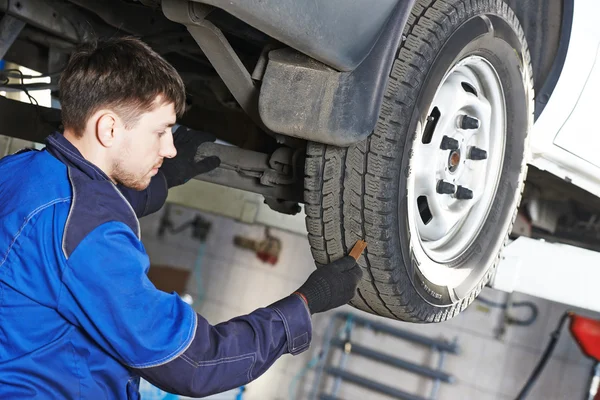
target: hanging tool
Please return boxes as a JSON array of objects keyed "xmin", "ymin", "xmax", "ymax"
[{"xmin": 233, "ymin": 228, "xmax": 282, "ymax": 265}]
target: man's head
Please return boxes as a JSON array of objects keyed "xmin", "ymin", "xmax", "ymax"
[{"xmin": 59, "ymin": 36, "xmax": 186, "ymax": 190}]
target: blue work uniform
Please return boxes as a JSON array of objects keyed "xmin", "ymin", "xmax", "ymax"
[{"xmin": 0, "ymin": 132, "xmax": 312, "ymax": 399}]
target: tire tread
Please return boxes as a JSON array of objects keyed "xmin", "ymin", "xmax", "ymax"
[{"xmin": 304, "ymin": 0, "xmax": 533, "ymax": 322}]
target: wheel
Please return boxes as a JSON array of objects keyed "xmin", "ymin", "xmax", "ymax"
[{"xmin": 304, "ymin": 0, "xmax": 533, "ymax": 322}]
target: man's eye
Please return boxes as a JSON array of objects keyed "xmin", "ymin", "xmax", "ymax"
[{"xmin": 157, "ymin": 130, "xmax": 166, "ymax": 137}]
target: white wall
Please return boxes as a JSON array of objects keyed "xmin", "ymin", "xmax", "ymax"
[{"xmin": 140, "ymin": 204, "xmax": 597, "ymax": 400}]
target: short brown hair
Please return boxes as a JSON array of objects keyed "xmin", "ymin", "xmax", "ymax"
[{"xmin": 59, "ymin": 36, "xmax": 186, "ymax": 136}]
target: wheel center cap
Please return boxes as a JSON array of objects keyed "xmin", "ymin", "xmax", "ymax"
[{"xmin": 448, "ymin": 150, "xmax": 461, "ymax": 172}]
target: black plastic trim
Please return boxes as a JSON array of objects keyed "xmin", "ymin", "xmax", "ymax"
[
  {"xmin": 258, "ymin": 0, "xmax": 416, "ymax": 147},
  {"xmin": 534, "ymin": 0, "xmax": 574, "ymax": 120}
]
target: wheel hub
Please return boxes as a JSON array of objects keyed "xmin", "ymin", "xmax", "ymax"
[
  {"xmin": 407, "ymin": 55, "xmax": 506, "ymax": 281},
  {"xmin": 448, "ymin": 149, "xmax": 461, "ymax": 172}
]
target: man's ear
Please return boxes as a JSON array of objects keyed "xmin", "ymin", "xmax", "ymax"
[{"xmin": 96, "ymin": 112, "xmax": 118, "ymax": 148}]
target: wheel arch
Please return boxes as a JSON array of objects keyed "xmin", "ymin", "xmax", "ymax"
[{"xmin": 505, "ymin": 0, "xmax": 573, "ymax": 120}]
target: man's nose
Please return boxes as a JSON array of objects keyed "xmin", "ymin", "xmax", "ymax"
[{"xmin": 160, "ymin": 134, "xmax": 177, "ymax": 159}]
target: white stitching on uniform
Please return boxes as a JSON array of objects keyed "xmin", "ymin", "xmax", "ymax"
[
  {"xmin": 48, "ymin": 137, "xmax": 107, "ymax": 179},
  {"xmin": 130, "ymin": 308, "xmax": 198, "ymax": 369},
  {"xmin": 62, "ymin": 168, "xmax": 76, "ymax": 259},
  {"xmin": 179, "ymin": 352, "xmax": 255, "ymax": 381},
  {"xmin": 247, "ymin": 353, "xmax": 257, "ymax": 381},
  {"xmin": 109, "ymin": 184, "xmax": 141, "ymax": 239},
  {"xmin": 271, "ymin": 306, "xmax": 293, "ymax": 353},
  {"xmin": 293, "ymin": 332, "xmax": 309, "ymax": 350},
  {"xmin": 180, "ymin": 355, "xmax": 197, "ymax": 368},
  {"xmin": 180, "ymin": 353, "xmax": 255, "ymax": 368},
  {"xmin": 0, "ymin": 197, "xmax": 71, "ymax": 268}
]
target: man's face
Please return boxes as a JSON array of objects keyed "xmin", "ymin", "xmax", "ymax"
[{"xmin": 111, "ymin": 100, "xmax": 177, "ymax": 191}]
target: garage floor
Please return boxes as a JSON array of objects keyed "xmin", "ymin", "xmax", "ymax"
[{"xmin": 141, "ymin": 204, "xmax": 595, "ymax": 400}]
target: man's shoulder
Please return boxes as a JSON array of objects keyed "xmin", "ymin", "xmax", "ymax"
[
  {"xmin": 0, "ymin": 149, "xmax": 140, "ymax": 259},
  {"xmin": 0, "ymin": 150, "xmax": 72, "ymax": 269},
  {"xmin": 62, "ymin": 167, "xmax": 140, "ymax": 259},
  {"xmin": 0, "ymin": 147, "xmax": 68, "ymax": 180},
  {"xmin": 0, "ymin": 149, "xmax": 72, "ymax": 213}
]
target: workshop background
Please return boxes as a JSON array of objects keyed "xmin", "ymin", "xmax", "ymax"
[
  {"xmin": 0, "ymin": 133, "xmax": 596, "ymax": 399},
  {"xmin": 139, "ymin": 202, "xmax": 597, "ymax": 400}
]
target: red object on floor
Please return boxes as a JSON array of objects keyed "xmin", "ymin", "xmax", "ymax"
[
  {"xmin": 570, "ymin": 314, "xmax": 600, "ymax": 361},
  {"xmin": 257, "ymin": 251, "xmax": 278, "ymax": 265}
]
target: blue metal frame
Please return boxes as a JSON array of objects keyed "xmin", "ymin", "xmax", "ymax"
[{"xmin": 309, "ymin": 312, "xmax": 459, "ymax": 400}]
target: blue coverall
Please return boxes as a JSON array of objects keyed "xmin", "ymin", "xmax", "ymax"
[{"xmin": 0, "ymin": 132, "xmax": 312, "ymax": 399}]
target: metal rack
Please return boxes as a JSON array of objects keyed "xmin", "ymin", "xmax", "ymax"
[{"xmin": 310, "ymin": 312, "xmax": 459, "ymax": 400}]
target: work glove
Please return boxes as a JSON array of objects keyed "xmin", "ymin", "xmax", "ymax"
[
  {"xmin": 160, "ymin": 126, "xmax": 221, "ymax": 188},
  {"xmin": 294, "ymin": 256, "xmax": 363, "ymax": 314}
]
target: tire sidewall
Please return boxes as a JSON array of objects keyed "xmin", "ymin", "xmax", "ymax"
[{"xmin": 397, "ymin": 13, "xmax": 530, "ymax": 307}]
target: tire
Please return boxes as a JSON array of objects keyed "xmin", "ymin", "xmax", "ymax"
[{"xmin": 304, "ymin": 0, "xmax": 533, "ymax": 322}]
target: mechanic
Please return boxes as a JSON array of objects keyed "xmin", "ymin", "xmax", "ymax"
[{"xmin": 0, "ymin": 37, "xmax": 362, "ymax": 399}]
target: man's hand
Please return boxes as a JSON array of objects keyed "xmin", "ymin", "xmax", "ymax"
[
  {"xmin": 160, "ymin": 126, "xmax": 221, "ymax": 188},
  {"xmin": 294, "ymin": 256, "xmax": 362, "ymax": 314}
]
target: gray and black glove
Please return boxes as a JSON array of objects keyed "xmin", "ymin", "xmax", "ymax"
[
  {"xmin": 294, "ymin": 256, "xmax": 362, "ymax": 314},
  {"xmin": 160, "ymin": 126, "xmax": 221, "ymax": 188}
]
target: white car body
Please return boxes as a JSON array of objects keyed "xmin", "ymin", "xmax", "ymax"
[
  {"xmin": 491, "ymin": 0, "xmax": 600, "ymax": 312},
  {"xmin": 530, "ymin": 0, "xmax": 600, "ymax": 196}
]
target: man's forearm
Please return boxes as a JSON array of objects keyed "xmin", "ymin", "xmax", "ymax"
[{"xmin": 133, "ymin": 295, "xmax": 311, "ymax": 397}]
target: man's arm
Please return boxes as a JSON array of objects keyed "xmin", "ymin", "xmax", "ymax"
[
  {"xmin": 134, "ymin": 296, "xmax": 310, "ymax": 396},
  {"xmin": 56, "ymin": 222, "xmax": 311, "ymax": 397},
  {"xmin": 118, "ymin": 172, "xmax": 169, "ymax": 217},
  {"xmin": 134, "ymin": 256, "xmax": 361, "ymax": 396}
]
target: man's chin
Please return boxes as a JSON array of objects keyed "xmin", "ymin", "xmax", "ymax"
[{"xmin": 118, "ymin": 179, "xmax": 151, "ymax": 191}]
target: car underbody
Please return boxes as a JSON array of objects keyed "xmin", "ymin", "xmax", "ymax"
[{"xmin": 5, "ymin": 0, "xmax": 600, "ymax": 321}]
